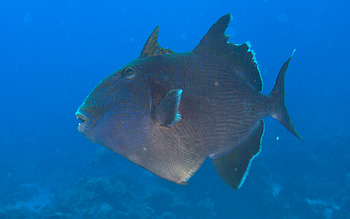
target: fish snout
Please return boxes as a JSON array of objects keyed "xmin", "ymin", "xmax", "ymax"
[{"xmin": 75, "ymin": 111, "xmax": 89, "ymax": 133}]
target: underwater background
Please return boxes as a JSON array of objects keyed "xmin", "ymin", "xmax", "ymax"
[{"xmin": 1, "ymin": 0, "xmax": 349, "ymax": 218}]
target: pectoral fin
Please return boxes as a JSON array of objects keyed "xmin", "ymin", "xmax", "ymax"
[
  {"xmin": 212, "ymin": 121, "xmax": 264, "ymax": 189},
  {"xmin": 152, "ymin": 89, "xmax": 182, "ymax": 127}
]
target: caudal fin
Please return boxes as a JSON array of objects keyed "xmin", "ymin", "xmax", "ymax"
[{"xmin": 269, "ymin": 50, "xmax": 304, "ymax": 140}]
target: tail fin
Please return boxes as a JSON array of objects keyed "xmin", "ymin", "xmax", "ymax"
[{"xmin": 269, "ymin": 50, "xmax": 304, "ymax": 140}]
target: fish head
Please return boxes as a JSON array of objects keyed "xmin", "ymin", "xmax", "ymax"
[
  {"xmin": 75, "ymin": 58, "xmax": 152, "ymax": 155},
  {"xmin": 75, "ymin": 24, "xmax": 211, "ymax": 185}
]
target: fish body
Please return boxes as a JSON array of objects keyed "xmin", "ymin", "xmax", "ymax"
[{"xmin": 76, "ymin": 14, "xmax": 302, "ymax": 189}]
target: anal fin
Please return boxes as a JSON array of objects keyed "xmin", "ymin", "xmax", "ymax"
[{"xmin": 212, "ymin": 121, "xmax": 265, "ymax": 189}]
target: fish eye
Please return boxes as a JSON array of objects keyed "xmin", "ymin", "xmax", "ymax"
[{"xmin": 122, "ymin": 67, "xmax": 136, "ymax": 79}]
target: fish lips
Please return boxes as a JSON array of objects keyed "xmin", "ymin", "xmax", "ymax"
[{"xmin": 75, "ymin": 110, "xmax": 89, "ymax": 133}]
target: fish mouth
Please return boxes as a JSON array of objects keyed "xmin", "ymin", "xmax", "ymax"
[{"xmin": 75, "ymin": 111, "xmax": 89, "ymax": 133}]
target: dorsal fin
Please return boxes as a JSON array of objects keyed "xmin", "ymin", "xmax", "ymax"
[
  {"xmin": 194, "ymin": 14, "xmax": 262, "ymax": 91},
  {"xmin": 140, "ymin": 26, "xmax": 174, "ymax": 58}
]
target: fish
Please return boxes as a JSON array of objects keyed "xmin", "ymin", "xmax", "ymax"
[{"xmin": 75, "ymin": 13, "xmax": 303, "ymax": 189}]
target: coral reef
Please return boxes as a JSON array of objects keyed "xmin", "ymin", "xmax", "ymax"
[{"xmin": 1, "ymin": 134, "xmax": 350, "ymax": 218}]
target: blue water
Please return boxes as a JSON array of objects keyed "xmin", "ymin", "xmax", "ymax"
[{"xmin": 1, "ymin": 0, "xmax": 349, "ymax": 218}]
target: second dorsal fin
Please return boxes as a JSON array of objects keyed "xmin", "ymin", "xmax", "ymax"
[
  {"xmin": 140, "ymin": 26, "xmax": 174, "ymax": 58},
  {"xmin": 194, "ymin": 14, "xmax": 262, "ymax": 92}
]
